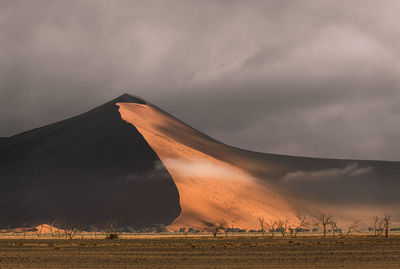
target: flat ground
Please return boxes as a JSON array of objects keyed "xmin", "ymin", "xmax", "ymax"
[{"xmin": 1, "ymin": 236, "xmax": 400, "ymax": 268}]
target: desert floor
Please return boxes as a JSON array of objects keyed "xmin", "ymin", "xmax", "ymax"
[{"xmin": 1, "ymin": 235, "xmax": 400, "ymax": 268}]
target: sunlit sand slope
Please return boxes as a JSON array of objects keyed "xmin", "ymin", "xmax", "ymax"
[{"xmin": 118, "ymin": 103, "xmax": 298, "ymax": 230}]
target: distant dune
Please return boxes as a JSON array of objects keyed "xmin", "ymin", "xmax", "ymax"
[{"xmin": 0, "ymin": 94, "xmax": 399, "ymax": 230}]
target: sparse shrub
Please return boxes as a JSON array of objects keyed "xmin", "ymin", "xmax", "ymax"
[
  {"xmin": 106, "ymin": 233, "xmax": 119, "ymax": 239},
  {"xmin": 123, "ymin": 226, "xmax": 136, "ymax": 233},
  {"xmin": 226, "ymin": 228, "xmax": 245, "ymax": 233},
  {"xmin": 154, "ymin": 224, "xmax": 167, "ymax": 233},
  {"xmin": 188, "ymin": 227, "xmax": 200, "ymax": 233},
  {"xmin": 104, "ymin": 220, "xmax": 121, "ymax": 239},
  {"xmin": 88, "ymin": 226, "xmax": 97, "ymax": 232}
]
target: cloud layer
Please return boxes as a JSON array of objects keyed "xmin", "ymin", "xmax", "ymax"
[
  {"xmin": 1, "ymin": 0, "xmax": 400, "ymax": 160},
  {"xmin": 282, "ymin": 163, "xmax": 373, "ymax": 182}
]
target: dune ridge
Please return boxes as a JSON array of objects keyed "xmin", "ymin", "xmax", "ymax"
[{"xmin": 117, "ymin": 103, "xmax": 299, "ymax": 230}]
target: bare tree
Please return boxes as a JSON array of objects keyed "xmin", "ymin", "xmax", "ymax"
[
  {"xmin": 258, "ymin": 216, "xmax": 266, "ymax": 237},
  {"xmin": 265, "ymin": 220, "xmax": 277, "ymax": 238},
  {"xmin": 105, "ymin": 219, "xmax": 120, "ymax": 239},
  {"xmin": 330, "ymin": 219, "xmax": 337, "ymax": 236},
  {"xmin": 384, "ymin": 214, "xmax": 392, "ymax": 238},
  {"xmin": 209, "ymin": 219, "xmax": 228, "ymax": 237},
  {"xmin": 288, "ymin": 213, "xmax": 309, "ymax": 238},
  {"xmin": 345, "ymin": 221, "xmax": 359, "ymax": 236},
  {"xmin": 373, "ymin": 216, "xmax": 384, "ymax": 236},
  {"xmin": 55, "ymin": 219, "xmax": 79, "ymax": 240},
  {"xmin": 373, "ymin": 215, "xmax": 391, "ymax": 237},
  {"xmin": 64, "ymin": 227, "xmax": 78, "ymax": 239},
  {"xmin": 277, "ymin": 219, "xmax": 288, "ymax": 237},
  {"xmin": 287, "ymin": 226, "xmax": 295, "ymax": 238},
  {"xmin": 224, "ymin": 224, "xmax": 230, "ymax": 237},
  {"xmin": 318, "ymin": 214, "xmax": 332, "ymax": 237}
]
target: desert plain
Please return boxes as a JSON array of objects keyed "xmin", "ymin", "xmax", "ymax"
[{"xmin": 1, "ymin": 233, "xmax": 400, "ymax": 268}]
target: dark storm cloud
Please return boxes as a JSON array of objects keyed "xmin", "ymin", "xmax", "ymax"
[{"xmin": 1, "ymin": 0, "xmax": 400, "ymax": 160}]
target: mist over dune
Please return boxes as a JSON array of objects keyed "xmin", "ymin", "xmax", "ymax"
[{"xmin": 0, "ymin": 94, "xmax": 399, "ymax": 230}]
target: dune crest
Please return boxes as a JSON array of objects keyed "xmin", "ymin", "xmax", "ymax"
[{"xmin": 117, "ymin": 103, "xmax": 298, "ymax": 230}]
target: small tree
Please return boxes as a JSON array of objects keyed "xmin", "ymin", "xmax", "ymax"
[
  {"xmin": 224, "ymin": 227, "xmax": 229, "ymax": 237},
  {"xmin": 57, "ymin": 220, "xmax": 79, "ymax": 240},
  {"xmin": 265, "ymin": 220, "xmax": 277, "ymax": 238},
  {"xmin": 345, "ymin": 221, "xmax": 359, "ymax": 236},
  {"xmin": 373, "ymin": 216, "xmax": 384, "ymax": 236},
  {"xmin": 288, "ymin": 213, "xmax": 308, "ymax": 238},
  {"xmin": 277, "ymin": 219, "xmax": 288, "ymax": 237},
  {"xmin": 209, "ymin": 219, "xmax": 228, "ymax": 237},
  {"xmin": 318, "ymin": 214, "xmax": 332, "ymax": 237},
  {"xmin": 330, "ymin": 219, "xmax": 337, "ymax": 236},
  {"xmin": 64, "ymin": 227, "xmax": 78, "ymax": 239},
  {"xmin": 104, "ymin": 220, "xmax": 120, "ymax": 239},
  {"xmin": 384, "ymin": 214, "xmax": 391, "ymax": 238}
]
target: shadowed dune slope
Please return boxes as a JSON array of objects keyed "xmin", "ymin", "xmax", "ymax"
[{"xmin": 0, "ymin": 94, "xmax": 181, "ymax": 228}]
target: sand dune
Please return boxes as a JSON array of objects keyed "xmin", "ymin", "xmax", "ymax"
[
  {"xmin": 2, "ymin": 94, "xmax": 400, "ymax": 231},
  {"xmin": 1, "ymin": 224, "xmax": 64, "ymax": 235},
  {"xmin": 118, "ymin": 103, "xmax": 299, "ymax": 230}
]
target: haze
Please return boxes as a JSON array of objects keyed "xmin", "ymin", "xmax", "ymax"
[{"xmin": 1, "ymin": 0, "xmax": 400, "ymax": 160}]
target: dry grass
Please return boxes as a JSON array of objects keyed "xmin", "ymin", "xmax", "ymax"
[{"xmin": 1, "ymin": 235, "xmax": 400, "ymax": 268}]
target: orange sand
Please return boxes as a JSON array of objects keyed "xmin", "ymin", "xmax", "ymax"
[
  {"xmin": 117, "ymin": 103, "xmax": 299, "ymax": 231},
  {"xmin": 34, "ymin": 224, "xmax": 64, "ymax": 234}
]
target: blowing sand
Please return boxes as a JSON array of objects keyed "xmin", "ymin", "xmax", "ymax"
[{"xmin": 117, "ymin": 103, "xmax": 299, "ymax": 230}]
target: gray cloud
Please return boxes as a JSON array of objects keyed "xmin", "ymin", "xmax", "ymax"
[
  {"xmin": 282, "ymin": 163, "xmax": 373, "ymax": 182},
  {"xmin": 1, "ymin": 0, "xmax": 400, "ymax": 160}
]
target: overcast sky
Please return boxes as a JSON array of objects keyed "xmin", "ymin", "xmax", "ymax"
[{"xmin": 1, "ymin": 0, "xmax": 400, "ymax": 161}]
